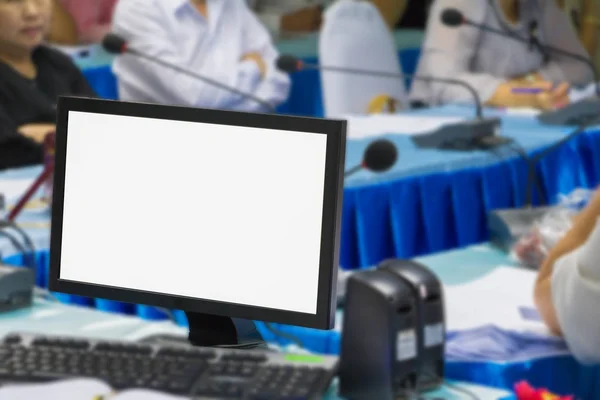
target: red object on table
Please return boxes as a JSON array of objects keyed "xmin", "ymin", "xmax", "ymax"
[
  {"xmin": 514, "ymin": 381, "xmax": 574, "ymax": 400},
  {"xmin": 7, "ymin": 132, "xmax": 55, "ymax": 221}
]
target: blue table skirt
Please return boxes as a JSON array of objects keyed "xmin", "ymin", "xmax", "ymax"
[{"xmin": 339, "ymin": 127, "xmax": 599, "ymax": 269}]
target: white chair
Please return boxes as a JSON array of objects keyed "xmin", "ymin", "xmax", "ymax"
[{"xmin": 318, "ymin": 0, "xmax": 409, "ymax": 118}]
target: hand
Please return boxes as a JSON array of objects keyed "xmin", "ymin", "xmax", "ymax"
[
  {"xmin": 241, "ymin": 52, "xmax": 267, "ymax": 79},
  {"xmin": 18, "ymin": 123, "xmax": 55, "ymax": 143},
  {"xmin": 367, "ymin": 94, "xmax": 400, "ymax": 114},
  {"xmin": 534, "ymin": 82, "xmax": 570, "ymax": 111}
]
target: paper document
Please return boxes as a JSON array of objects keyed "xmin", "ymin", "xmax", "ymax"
[
  {"xmin": 570, "ymin": 82, "xmax": 599, "ymax": 102},
  {"xmin": 504, "ymin": 107, "xmax": 540, "ymax": 116},
  {"xmin": 444, "ymin": 266, "xmax": 548, "ymax": 334},
  {"xmin": 0, "ymin": 378, "xmax": 186, "ymax": 399},
  {"xmin": 344, "ymin": 115, "xmax": 466, "ymax": 139},
  {"xmin": 0, "ymin": 379, "xmax": 111, "ymax": 400}
]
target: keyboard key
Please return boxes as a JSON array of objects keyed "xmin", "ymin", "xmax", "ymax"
[{"xmin": 4, "ymin": 335, "xmax": 22, "ymax": 345}]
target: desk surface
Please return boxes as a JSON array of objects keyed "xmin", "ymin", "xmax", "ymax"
[{"xmin": 0, "ymin": 300, "xmax": 512, "ymax": 399}]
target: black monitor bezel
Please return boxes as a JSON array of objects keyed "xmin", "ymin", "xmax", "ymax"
[{"xmin": 49, "ymin": 96, "xmax": 346, "ymax": 330}]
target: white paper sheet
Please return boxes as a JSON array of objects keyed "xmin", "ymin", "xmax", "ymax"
[
  {"xmin": 343, "ymin": 115, "xmax": 466, "ymax": 139},
  {"xmin": 0, "ymin": 378, "xmax": 111, "ymax": 400},
  {"xmin": 113, "ymin": 389, "xmax": 187, "ymax": 399},
  {"xmin": 444, "ymin": 266, "xmax": 550, "ymax": 334},
  {"xmin": 570, "ymin": 82, "xmax": 599, "ymax": 102},
  {"xmin": 504, "ymin": 107, "xmax": 541, "ymax": 116},
  {"xmin": 0, "ymin": 378, "xmax": 188, "ymax": 400}
]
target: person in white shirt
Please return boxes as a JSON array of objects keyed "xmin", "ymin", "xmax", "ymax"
[
  {"xmin": 535, "ymin": 189, "xmax": 600, "ymax": 364},
  {"xmin": 111, "ymin": 0, "xmax": 291, "ymax": 112}
]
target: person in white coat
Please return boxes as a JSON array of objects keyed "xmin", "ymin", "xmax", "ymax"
[{"xmin": 535, "ymin": 189, "xmax": 600, "ymax": 364}]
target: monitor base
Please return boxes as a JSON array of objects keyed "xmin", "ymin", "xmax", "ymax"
[{"xmin": 186, "ymin": 311, "xmax": 239, "ymax": 347}]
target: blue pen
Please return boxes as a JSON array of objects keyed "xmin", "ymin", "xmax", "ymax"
[{"xmin": 511, "ymin": 87, "xmax": 545, "ymax": 94}]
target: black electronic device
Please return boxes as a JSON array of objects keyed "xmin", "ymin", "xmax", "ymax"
[
  {"xmin": 276, "ymin": 55, "xmax": 504, "ymax": 151},
  {"xmin": 441, "ymin": 7, "xmax": 600, "ymax": 127},
  {"xmin": 378, "ymin": 259, "xmax": 445, "ymax": 391},
  {"xmin": 48, "ymin": 96, "xmax": 346, "ymax": 347},
  {"xmin": 0, "ymin": 332, "xmax": 338, "ymax": 398},
  {"xmin": 0, "ymin": 264, "xmax": 34, "ymax": 312},
  {"xmin": 339, "ymin": 269, "xmax": 418, "ymax": 400}
]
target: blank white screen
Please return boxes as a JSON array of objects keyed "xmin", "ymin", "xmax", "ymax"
[{"xmin": 59, "ymin": 111, "xmax": 328, "ymax": 315}]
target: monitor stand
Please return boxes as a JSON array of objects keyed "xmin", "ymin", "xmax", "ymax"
[{"xmin": 186, "ymin": 311, "xmax": 238, "ymax": 346}]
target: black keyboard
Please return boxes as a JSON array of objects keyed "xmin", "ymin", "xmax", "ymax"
[{"xmin": 0, "ymin": 333, "xmax": 338, "ymax": 399}]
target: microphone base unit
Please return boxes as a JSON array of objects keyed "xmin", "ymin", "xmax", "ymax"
[
  {"xmin": 411, "ymin": 117, "xmax": 502, "ymax": 150},
  {"xmin": 487, "ymin": 206, "xmax": 553, "ymax": 252},
  {"xmin": 538, "ymin": 97, "xmax": 600, "ymax": 126}
]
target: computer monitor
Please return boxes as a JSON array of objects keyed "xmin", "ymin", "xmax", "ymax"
[{"xmin": 48, "ymin": 96, "xmax": 346, "ymax": 335}]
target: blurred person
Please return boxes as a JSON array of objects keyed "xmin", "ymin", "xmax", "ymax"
[
  {"xmin": 0, "ymin": 0, "xmax": 95, "ymax": 162},
  {"xmin": 112, "ymin": 0, "xmax": 291, "ymax": 112},
  {"xmin": 557, "ymin": 0, "xmax": 600, "ymax": 74},
  {"xmin": 59, "ymin": 0, "xmax": 117, "ymax": 44},
  {"xmin": 534, "ymin": 188, "xmax": 600, "ymax": 364},
  {"xmin": 410, "ymin": 0, "xmax": 593, "ymax": 110}
]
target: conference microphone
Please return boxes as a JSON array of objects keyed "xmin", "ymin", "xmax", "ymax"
[
  {"xmin": 345, "ymin": 139, "xmax": 398, "ymax": 177},
  {"xmin": 101, "ymin": 33, "xmax": 275, "ymax": 112},
  {"xmin": 441, "ymin": 8, "xmax": 600, "ymax": 126},
  {"xmin": 277, "ymin": 55, "xmax": 506, "ymax": 151}
]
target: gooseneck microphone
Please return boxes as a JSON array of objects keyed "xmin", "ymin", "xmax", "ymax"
[
  {"xmin": 440, "ymin": 8, "xmax": 600, "ymax": 126},
  {"xmin": 440, "ymin": 8, "xmax": 598, "ymax": 95},
  {"xmin": 277, "ymin": 55, "xmax": 505, "ymax": 150},
  {"xmin": 345, "ymin": 139, "xmax": 398, "ymax": 177},
  {"xmin": 277, "ymin": 55, "xmax": 486, "ymax": 119},
  {"xmin": 101, "ymin": 33, "xmax": 275, "ymax": 112}
]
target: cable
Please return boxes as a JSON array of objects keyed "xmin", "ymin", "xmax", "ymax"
[
  {"xmin": 0, "ymin": 230, "xmax": 31, "ymax": 268},
  {"xmin": 216, "ymin": 341, "xmax": 266, "ymax": 350},
  {"xmin": 33, "ymin": 287, "xmax": 59, "ymax": 302},
  {"xmin": 0, "ymin": 220, "xmax": 36, "ymax": 269},
  {"xmin": 262, "ymin": 322, "xmax": 305, "ymax": 349},
  {"xmin": 482, "ymin": 139, "xmax": 546, "ymax": 206},
  {"xmin": 507, "ymin": 141, "xmax": 547, "ymax": 206}
]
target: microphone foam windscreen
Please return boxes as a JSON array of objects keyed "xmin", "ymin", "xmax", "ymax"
[
  {"xmin": 363, "ymin": 139, "xmax": 398, "ymax": 172},
  {"xmin": 441, "ymin": 8, "xmax": 464, "ymax": 27},
  {"xmin": 276, "ymin": 55, "xmax": 300, "ymax": 73},
  {"xmin": 102, "ymin": 33, "xmax": 127, "ymax": 54}
]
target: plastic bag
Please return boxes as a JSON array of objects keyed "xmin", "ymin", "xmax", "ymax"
[{"xmin": 512, "ymin": 189, "xmax": 593, "ymax": 269}]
